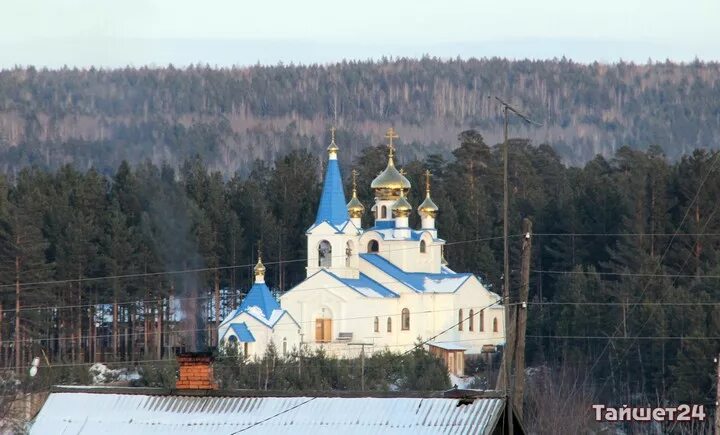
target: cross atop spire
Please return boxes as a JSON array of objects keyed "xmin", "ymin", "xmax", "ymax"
[
  {"xmin": 351, "ymin": 169, "xmax": 358, "ymax": 195},
  {"xmin": 425, "ymin": 169, "xmax": 432, "ymax": 196},
  {"xmin": 327, "ymin": 126, "xmax": 339, "ymax": 158},
  {"xmin": 254, "ymin": 247, "xmax": 266, "ymax": 282},
  {"xmin": 385, "ymin": 127, "xmax": 399, "ymax": 159}
]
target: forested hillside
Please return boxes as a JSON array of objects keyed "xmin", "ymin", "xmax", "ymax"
[
  {"xmin": 1, "ymin": 58, "xmax": 719, "ymax": 173},
  {"xmin": 2, "ymin": 131, "xmax": 720, "ymax": 419}
]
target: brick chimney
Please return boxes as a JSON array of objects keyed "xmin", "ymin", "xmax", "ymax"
[{"xmin": 175, "ymin": 352, "xmax": 218, "ymax": 390}]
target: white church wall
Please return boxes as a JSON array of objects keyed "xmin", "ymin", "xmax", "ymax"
[{"xmin": 307, "ymin": 224, "xmax": 360, "ymax": 279}]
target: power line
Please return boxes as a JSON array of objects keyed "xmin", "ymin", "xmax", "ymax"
[
  {"xmin": 573, "ymin": 147, "xmax": 720, "ymax": 411},
  {"xmin": 4, "ymin": 302, "xmax": 510, "ymax": 345},
  {"xmin": 0, "ymin": 234, "xmax": 509, "ymax": 291},
  {"xmin": 226, "ymin": 397, "xmax": 317, "ymax": 434},
  {"xmin": 528, "ymin": 335, "xmax": 720, "ymax": 341},
  {"xmin": 531, "ymin": 269, "xmax": 720, "ymax": 279}
]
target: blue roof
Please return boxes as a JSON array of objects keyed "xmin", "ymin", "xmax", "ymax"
[
  {"xmin": 229, "ymin": 322, "xmax": 256, "ymax": 342},
  {"xmin": 238, "ymin": 282, "xmax": 280, "ymax": 319},
  {"xmin": 327, "ymin": 271, "xmax": 399, "ymax": 298},
  {"xmin": 314, "ymin": 158, "xmax": 349, "ymax": 226},
  {"xmin": 360, "ymin": 253, "xmax": 473, "ymax": 293},
  {"xmin": 369, "ymin": 220, "xmax": 395, "ymax": 230}
]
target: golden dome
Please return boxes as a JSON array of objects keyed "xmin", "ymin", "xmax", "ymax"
[
  {"xmin": 327, "ymin": 127, "xmax": 339, "ymax": 157},
  {"xmin": 418, "ymin": 169, "xmax": 439, "ymax": 216},
  {"xmin": 418, "ymin": 196, "xmax": 439, "ymax": 215},
  {"xmin": 254, "ymin": 252, "xmax": 266, "ymax": 277},
  {"xmin": 347, "ymin": 169, "xmax": 365, "ymax": 218},
  {"xmin": 392, "ymin": 191, "xmax": 412, "ymax": 217},
  {"xmin": 371, "ymin": 128, "xmax": 410, "ymax": 199}
]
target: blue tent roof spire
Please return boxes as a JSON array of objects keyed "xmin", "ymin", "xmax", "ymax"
[{"xmin": 314, "ymin": 129, "xmax": 349, "ymax": 226}]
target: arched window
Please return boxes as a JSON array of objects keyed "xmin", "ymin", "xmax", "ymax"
[
  {"xmin": 479, "ymin": 310, "xmax": 485, "ymax": 332},
  {"xmin": 282, "ymin": 338, "xmax": 287, "ymax": 355},
  {"xmin": 318, "ymin": 240, "xmax": 332, "ymax": 268},
  {"xmin": 387, "ymin": 317, "xmax": 392, "ymax": 332},
  {"xmin": 458, "ymin": 309, "xmax": 464, "ymax": 331},
  {"xmin": 401, "ymin": 308, "xmax": 410, "ymax": 330},
  {"xmin": 381, "ymin": 205, "xmax": 387, "ymax": 219},
  {"xmin": 374, "ymin": 316, "xmax": 379, "ymax": 333},
  {"xmin": 345, "ymin": 241, "xmax": 353, "ymax": 267},
  {"xmin": 367, "ymin": 240, "xmax": 379, "ymax": 253},
  {"xmin": 228, "ymin": 335, "xmax": 238, "ymax": 344},
  {"xmin": 493, "ymin": 317, "xmax": 499, "ymax": 332},
  {"xmin": 243, "ymin": 342, "xmax": 249, "ymax": 356},
  {"xmin": 420, "ymin": 240, "xmax": 427, "ymax": 253},
  {"xmin": 469, "ymin": 309, "xmax": 474, "ymax": 331}
]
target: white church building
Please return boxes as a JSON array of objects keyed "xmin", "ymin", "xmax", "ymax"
[{"xmin": 219, "ymin": 128, "xmax": 505, "ymax": 370}]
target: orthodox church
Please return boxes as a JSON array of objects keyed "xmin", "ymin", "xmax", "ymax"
[{"xmin": 219, "ymin": 128, "xmax": 505, "ymax": 367}]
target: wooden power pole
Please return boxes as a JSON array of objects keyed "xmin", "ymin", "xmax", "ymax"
[
  {"xmin": 513, "ymin": 218, "xmax": 532, "ymax": 415},
  {"xmin": 492, "ymin": 97, "xmax": 541, "ymax": 434},
  {"xmin": 715, "ymin": 354, "xmax": 720, "ymax": 434}
]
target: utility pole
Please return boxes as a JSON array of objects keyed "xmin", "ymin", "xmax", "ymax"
[
  {"xmin": 715, "ymin": 354, "xmax": 720, "ymax": 434},
  {"xmin": 513, "ymin": 218, "xmax": 532, "ymax": 415},
  {"xmin": 348, "ymin": 342, "xmax": 372, "ymax": 391},
  {"xmin": 492, "ymin": 96, "xmax": 542, "ymax": 434}
]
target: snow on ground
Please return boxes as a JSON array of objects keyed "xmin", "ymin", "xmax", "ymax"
[{"xmin": 89, "ymin": 363, "xmax": 141, "ymax": 385}]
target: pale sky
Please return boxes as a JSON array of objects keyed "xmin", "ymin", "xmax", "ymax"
[{"xmin": 1, "ymin": 0, "xmax": 719, "ymax": 68}]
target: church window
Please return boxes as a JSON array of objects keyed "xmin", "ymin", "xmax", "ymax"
[
  {"xmin": 243, "ymin": 342, "xmax": 249, "ymax": 355},
  {"xmin": 374, "ymin": 316, "xmax": 379, "ymax": 332},
  {"xmin": 387, "ymin": 317, "xmax": 392, "ymax": 332},
  {"xmin": 469, "ymin": 309, "xmax": 474, "ymax": 331},
  {"xmin": 381, "ymin": 205, "xmax": 387, "ymax": 219},
  {"xmin": 282, "ymin": 338, "xmax": 287, "ymax": 355},
  {"xmin": 228, "ymin": 335, "xmax": 238, "ymax": 344},
  {"xmin": 401, "ymin": 308, "xmax": 410, "ymax": 330},
  {"xmin": 420, "ymin": 240, "xmax": 427, "ymax": 253},
  {"xmin": 493, "ymin": 317, "xmax": 499, "ymax": 332},
  {"xmin": 458, "ymin": 309, "xmax": 463, "ymax": 331},
  {"xmin": 479, "ymin": 310, "xmax": 484, "ymax": 332},
  {"xmin": 368, "ymin": 240, "xmax": 379, "ymax": 253},
  {"xmin": 318, "ymin": 240, "xmax": 332, "ymax": 268},
  {"xmin": 315, "ymin": 318, "xmax": 332, "ymax": 342}
]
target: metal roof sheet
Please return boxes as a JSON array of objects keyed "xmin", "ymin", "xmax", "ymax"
[
  {"xmin": 315, "ymin": 158, "xmax": 349, "ymax": 226},
  {"xmin": 31, "ymin": 392, "xmax": 504, "ymax": 435},
  {"xmin": 228, "ymin": 322, "xmax": 256, "ymax": 342},
  {"xmin": 360, "ymin": 254, "xmax": 472, "ymax": 293}
]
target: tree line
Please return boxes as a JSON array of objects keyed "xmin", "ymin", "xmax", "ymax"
[
  {"xmin": 1, "ymin": 58, "xmax": 719, "ymax": 173},
  {"xmin": 1, "ymin": 130, "xmax": 720, "ymax": 410}
]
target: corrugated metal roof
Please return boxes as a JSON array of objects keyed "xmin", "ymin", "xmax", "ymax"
[{"xmin": 30, "ymin": 391, "xmax": 504, "ymax": 435}]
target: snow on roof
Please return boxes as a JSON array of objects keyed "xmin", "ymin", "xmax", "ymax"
[
  {"xmin": 30, "ymin": 392, "xmax": 505, "ymax": 435},
  {"xmin": 228, "ymin": 322, "xmax": 255, "ymax": 342},
  {"xmin": 326, "ymin": 271, "xmax": 399, "ymax": 298},
  {"xmin": 428, "ymin": 341, "xmax": 468, "ymax": 351},
  {"xmin": 245, "ymin": 306, "xmax": 287, "ymax": 328},
  {"xmin": 238, "ymin": 281, "xmax": 280, "ymax": 319},
  {"xmin": 360, "ymin": 254, "xmax": 472, "ymax": 293}
]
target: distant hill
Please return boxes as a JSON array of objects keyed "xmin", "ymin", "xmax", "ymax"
[{"xmin": 0, "ymin": 58, "xmax": 719, "ymax": 174}]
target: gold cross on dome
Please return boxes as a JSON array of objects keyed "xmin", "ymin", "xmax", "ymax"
[
  {"xmin": 425, "ymin": 169, "xmax": 432, "ymax": 195},
  {"xmin": 385, "ymin": 127, "xmax": 399, "ymax": 158},
  {"xmin": 351, "ymin": 169, "xmax": 358, "ymax": 193},
  {"xmin": 330, "ymin": 126, "xmax": 336, "ymax": 143}
]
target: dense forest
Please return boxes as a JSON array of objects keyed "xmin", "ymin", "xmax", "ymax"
[
  {"xmin": 2, "ymin": 128, "xmax": 720, "ymax": 428},
  {"xmin": 0, "ymin": 58, "xmax": 719, "ymax": 174}
]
